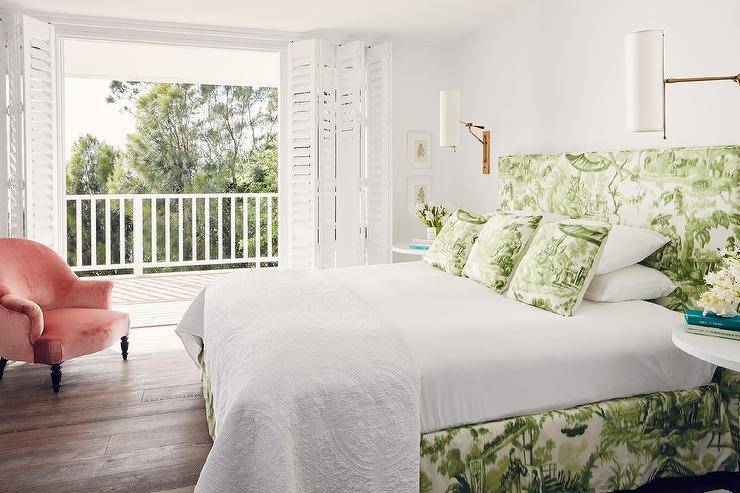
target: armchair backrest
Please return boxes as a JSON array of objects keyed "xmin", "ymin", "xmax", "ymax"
[{"xmin": 0, "ymin": 238, "xmax": 78, "ymax": 310}]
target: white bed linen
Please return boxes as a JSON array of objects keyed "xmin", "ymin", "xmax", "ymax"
[
  {"xmin": 180, "ymin": 269, "xmax": 419, "ymax": 493},
  {"xmin": 325, "ymin": 261, "xmax": 715, "ymax": 433}
]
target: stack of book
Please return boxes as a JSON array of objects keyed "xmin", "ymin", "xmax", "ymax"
[
  {"xmin": 410, "ymin": 239, "xmax": 434, "ymax": 251},
  {"xmin": 684, "ymin": 309, "xmax": 740, "ymax": 341}
]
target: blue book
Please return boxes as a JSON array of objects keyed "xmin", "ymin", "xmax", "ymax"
[
  {"xmin": 410, "ymin": 244, "xmax": 429, "ymax": 250},
  {"xmin": 684, "ymin": 309, "xmax": 740, "ymax": 331}
]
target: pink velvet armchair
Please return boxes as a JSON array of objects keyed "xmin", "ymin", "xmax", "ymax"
[{"xmin": 0, "ymin": 238, "xmax": 130, "ymax": 392}]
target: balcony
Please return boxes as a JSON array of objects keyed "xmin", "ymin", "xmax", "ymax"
[
  {"xmin": 65, "ymin": 192, "xmax": 279, "ymax": 275},
  {"xmin": 65, "ymin": 192, "xmax": 278, "ymax": 327}
]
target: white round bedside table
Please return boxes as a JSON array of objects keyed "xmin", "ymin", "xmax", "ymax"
[
  {"xmin": 672, "ymin": 325, "xmax": 740, "ymax": 372},
  {"xmin": 391, "ymin": 243, "xmax": 427, "ymax": 256}
]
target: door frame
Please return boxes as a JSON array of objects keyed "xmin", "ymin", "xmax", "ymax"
[{"xmin": 37, "ymin": 12, "xmax": 292, "ymax": 261}]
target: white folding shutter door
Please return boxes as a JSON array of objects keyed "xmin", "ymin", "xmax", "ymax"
[
  {"xmin": 363, "ymin": 42, "xmax": 392, "ymax": 265},
  {"xmin": 335, "ymin": 41, "xmax": 364, "ymax": 267},
  {"xmin": 286, "ymin": 40, "xmax": 319, "ymax": 268},
  {"xmin": 19, "ymin": 15, "xmax": 57, "ymax": 248},
  {"xmin": 3, "ymin": 17, "xmax": 26, "ymax": 238},
  {"xmin": 316, "ymin": 40, "xmax": 337, "ymax": 269},
  {"xmin": 0, "ymin": 19, "xmax": 9, "ymax": 236}
]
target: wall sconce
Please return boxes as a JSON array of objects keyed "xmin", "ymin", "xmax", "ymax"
[
  {"xmin": 625, "ymin": 29, "xmax": 740, "ymax": 139},
  {"xmin": 440, "ymin": 90, "xmax": 491, "ymax": 174}
]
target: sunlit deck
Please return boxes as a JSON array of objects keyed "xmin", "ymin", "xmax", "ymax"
[{"xmin": 111, "ymin": 271, "xmax": 230, "ymax": 328}]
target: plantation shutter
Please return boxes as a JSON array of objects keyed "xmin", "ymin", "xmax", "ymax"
[
  {"xmin": 335, "ymin": 41, "xmax": 364, "ymax": 267},
  {"xmin": 286, "ymin": 39, "xmax": 319, "ymax": 268},
  {"xmin": 6, "ymin": 15, "xmax": 58, "ymax": 249},
  {"xmin": 316, "ymin": 40, "xmax": 337, "ymax": 269},
  {"xmin": 363, "ymin": 42, "xmax": 392, "ymax": 265},
  {"xmin": 1, "ymin": 16, "xmax": 26, "ymax": 239},
  {"xmin": 284, "ymin": 39, "xmax": 391, "ymax": 268}
]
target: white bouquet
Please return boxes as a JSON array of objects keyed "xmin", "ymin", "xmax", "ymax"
[{"xmin": 698, "ymin": 246, "xmax": 740, "ymax": 317}]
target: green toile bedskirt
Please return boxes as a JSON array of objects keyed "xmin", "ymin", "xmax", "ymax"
[
  {"xmin": 199, "ymin": 353, "xmax": 739, "ymax": 492},
  {"xmin": 421, "ymin": 371, "xmax": 739, "ymax": 493}
]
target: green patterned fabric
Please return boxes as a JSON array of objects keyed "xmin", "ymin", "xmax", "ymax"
[
  {"xmin": 424, "ymin": 209, "xmax": 489, "ymax": 276},
  {"xmin": 715, "ymin": 368, "xmax": 740, "ymax": 457},
  {"xmin": 507, "ymin": 222, "xmax": 611, "ymax": 316},
  {"xmin": 463, "ymin": 213, "xmax": 543, "ymax": 293},
  {"xmin": 499, "ymin": 146, "xmax": 739, "ymax": 311},
  {"xmin": 420, "ymin": 384, "xmax": 738, "ymax": 493},
  {"xmin": 199, "ymin": 351, "xmax": 217, "ymax": 438}
]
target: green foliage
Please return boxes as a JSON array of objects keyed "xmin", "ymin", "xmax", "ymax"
[
  {"xmin": 66, "ymin": 134, "xmax": 121, "ymax": 195},
  {"xmin": 67, "ymin": 80, "xmax": 278, "ymax": 195}
]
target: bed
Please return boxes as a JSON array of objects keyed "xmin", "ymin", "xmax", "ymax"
[{"xmin": 177, "ymin": 145, "xmax": 740, "ymax": 492}]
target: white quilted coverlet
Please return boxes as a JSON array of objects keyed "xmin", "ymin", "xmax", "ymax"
[{"xmin": 180, "ymin": 269, "xmax": 420, "ymax": 493}]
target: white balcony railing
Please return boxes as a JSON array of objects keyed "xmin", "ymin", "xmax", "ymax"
[{"xmin": 65, "ymin": 193, "xmax": 278, "ymax": 274}]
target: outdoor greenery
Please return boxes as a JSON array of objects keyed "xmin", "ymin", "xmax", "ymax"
[{"xmin": 66, "ymin": 81, "xmax": 278, "ymax": 272}]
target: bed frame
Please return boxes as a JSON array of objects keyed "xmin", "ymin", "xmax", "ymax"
[{"xmin": 420, "ymin": 145, "xmax": 739, "ymax": 492}]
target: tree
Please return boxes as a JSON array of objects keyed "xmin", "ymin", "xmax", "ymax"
[
  {"xmin": 105, "ymin": 81, "xmax": 278, "ymax": 194},
  {"xmin": 66, "ymin": 134, "xmax": 121, "ymax": 195}
]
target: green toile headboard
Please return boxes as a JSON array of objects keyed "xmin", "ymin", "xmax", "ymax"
[{"xmin": 499, "ymin": 145, "xmax": 740, "ymax": 311}]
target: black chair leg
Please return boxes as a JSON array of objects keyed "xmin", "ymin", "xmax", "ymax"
[
  {"xmin": 0, "ymin": 357, "xmax": 7, "ymax": 380},
  {"xmin": 121, "ymin": 335, "xmax": 129, "ymax": 361},
  {"xmin": 50, "ymin": 363, "xmax": 62, "ymax": 393}
]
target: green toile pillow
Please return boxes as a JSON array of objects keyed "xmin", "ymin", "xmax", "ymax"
[
  {"xmin": 507, "ymin": 221, "xmax": 612, "ymax": 316},
  {"xmin": 423, "ymin": 208, "xmax": 489, "ymax": 275},
  {"xmin": 462, "ymin": 212, "xmax": 543, "ymax": 292}
]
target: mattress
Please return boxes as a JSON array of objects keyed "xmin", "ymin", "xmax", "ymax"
[{"xmin": 326, "ymin": 261, "xmax": 715, "ymax": 433}]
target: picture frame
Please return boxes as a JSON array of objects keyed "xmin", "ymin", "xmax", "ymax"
[
  {"xmin": 406, "ymin": 176, "xmax": 433, "ymax": 209},
  {"xmin": 407, "ymin": 131, "xmax": 432, "ymax": 169}
]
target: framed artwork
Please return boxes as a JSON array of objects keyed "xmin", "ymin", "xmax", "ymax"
[
  {"xmin": 407, "ymin": 131, "xmax": 432, "ymax": 169},
  {"xmin": 406, "ymin": 176, "xmax": 433, "ymax": 209}
]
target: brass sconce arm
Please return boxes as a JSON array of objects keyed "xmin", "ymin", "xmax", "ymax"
[
  {"xmin": 665, "ymin": 73, "xmax": 740, "ymax": 85},
  {"xmin": 459, "ymin": 121, "xmax": 491, "ymax": 174}
]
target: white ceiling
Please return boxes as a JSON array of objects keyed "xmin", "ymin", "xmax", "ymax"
[{"xmin": 5, "ymin": 0, "xmax": 521, "ymax": 43}]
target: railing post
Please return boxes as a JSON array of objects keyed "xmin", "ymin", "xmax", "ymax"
[{"xmin": 133, "ymin": 196, "xmax": 144, "ymax": 276}]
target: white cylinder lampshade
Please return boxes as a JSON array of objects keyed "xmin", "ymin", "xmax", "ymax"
[
  {"xmin": 439, "ymin": 90, "xmax": 460, "ymax": 147},
  {"xmin": 625, "ymin": 30, "xmax": 665, "ymax": 133}
]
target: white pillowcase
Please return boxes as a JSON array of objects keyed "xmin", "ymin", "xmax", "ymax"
[
  {"xmin": 596, "ymin": 225, "xmax": 668, "ymax": 274},
  {"xmin": 585, "ymin": 264, "xmax": 676, "ymax": 302}
]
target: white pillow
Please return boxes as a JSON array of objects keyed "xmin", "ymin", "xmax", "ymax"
[
  {"xmin": 585, "ymin": 264, "xmax": 676, "ymax": 302},
  {"xmin": 596, "ymin": 225, "xmax": 668, "ymax": 274}
]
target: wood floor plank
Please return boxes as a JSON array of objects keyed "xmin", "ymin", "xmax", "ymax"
[{"xmin": 0, "ymin": 327, "xmax": 211, "ymax": 492}]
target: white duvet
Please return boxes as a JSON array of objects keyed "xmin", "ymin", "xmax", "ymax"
[
  {"xmin": 326, "ymin": 261, "xmax": 714, "ymax": 433},
  {"xmin": 177, "ymin": 261, "xmax": 715, "ymax": 491}
]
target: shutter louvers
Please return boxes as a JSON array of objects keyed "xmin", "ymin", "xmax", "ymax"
[
  {"xmin": 3, "ymin": 17, "xmax": 26, "ymax": 238},
  {"xmin": 316, "ymin": 40, "xmax": 337, "ymax": 269},
  {"xmin": 18, "ymin": 15, "xmax": 58, "ymax": 249},
  {"xmin": 335, "ymin": 41, "xmax": 364, "ymax": 267},
  {"xmin": 286, "ymin": 39, "xmax": 319, "ymax": 268},
  {"xmin": 363, "ymin": 42, "xmax": 392, "ymax": 265}
]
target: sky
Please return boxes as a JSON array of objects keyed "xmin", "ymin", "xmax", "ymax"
[
  {"xmin": 63, "ymin": 39, "xmax": 281, "ymax": 162},
  {"xmin": 64, "ymin": 78, "xmax": 135, "ymax": 161}
]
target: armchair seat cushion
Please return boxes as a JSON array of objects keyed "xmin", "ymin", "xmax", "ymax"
[{"xmin": 33, "ymin": 308, "xmax": 130, "ymax": 365}]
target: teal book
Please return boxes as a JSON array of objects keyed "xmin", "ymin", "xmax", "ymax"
[
  {"xmin": 684, "ymin": 310, "xmax": 740, "ymax": 331},
  {"xmin": 685, "ymin": 324, "xmax": 740, "ymax": 341},
  {"xmin": 410, "ymin": 244, "xmax": 429, "ymax": 250}
]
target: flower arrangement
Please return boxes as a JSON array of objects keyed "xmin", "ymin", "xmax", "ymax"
[
  {"xmin": 413, "ymin": 202, "xmax": 449, "ymax": 234},
  {"xmin": 698, "ymin": 246, "xmax": 740, "ymax": 317}
]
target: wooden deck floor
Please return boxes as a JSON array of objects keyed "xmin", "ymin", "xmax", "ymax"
[
  {"xmin": 112, "ymin": 272, "xmax": 229, "ymax": 329},
  {"xmin": 0, "ymin": 326, "xmax": 211, "ymax": 493}
]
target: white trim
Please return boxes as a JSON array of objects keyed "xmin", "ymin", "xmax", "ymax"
[
  {"xmin": 27, "ymin": 11, "xmax": 301, "ymax": 51},
  {"xmin": 55, "ymin": 31, "xmax": 66, "ymax": 254}
]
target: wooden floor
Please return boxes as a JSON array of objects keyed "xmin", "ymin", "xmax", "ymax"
[
  {"xmin": 111, "ymin": 272, "xmax": 229, "ymax": 329},
  {"xmin": 0, "ymin": 326, "xmax": 211, "ymax": 493}
]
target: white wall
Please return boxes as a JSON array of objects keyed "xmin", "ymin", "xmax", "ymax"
[
  {"xmin": 391, "ymin": 43, "xmax": 450, "ymax": 258},
  {"xmin": 446, "ymin": 0, "xmax": 740, "ymax": 212}
]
